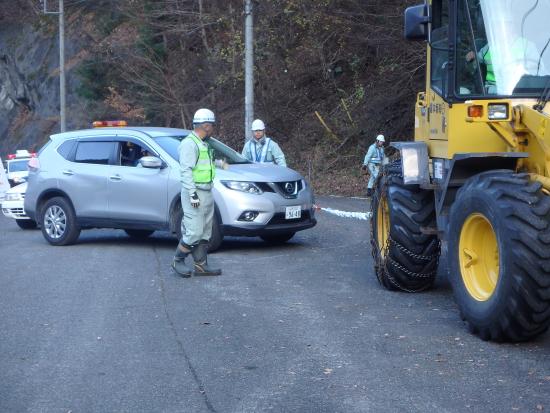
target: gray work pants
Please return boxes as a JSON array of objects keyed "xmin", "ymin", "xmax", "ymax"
[
  {"xmin": 367, "ymin": 163, "xmax": 380, "ymax": 189},
  {"xmin": 180, "ymin": 188, "xmax": 214, "ymax": 246}
]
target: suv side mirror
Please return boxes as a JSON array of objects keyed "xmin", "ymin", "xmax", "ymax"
[
  {"xmin": 139, "ymin": 156, "xmax": 164, "ymax": 169},
  {"xmin": 405, "ymin": 3, "xmax": 430, "ymax": 41}
]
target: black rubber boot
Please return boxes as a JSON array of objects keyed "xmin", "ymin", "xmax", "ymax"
[
  {"xmin": 171, "ymin": 242, "xmax": 194, "ymax": 278},
  {"xmin": 192, "ymin": 241, "xmax": 222, "ymax": 276}
]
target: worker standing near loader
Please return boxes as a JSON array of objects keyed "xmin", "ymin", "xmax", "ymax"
[{"xmin": 362, "ymin": 134, "xmax": 385, "ymax": 197}]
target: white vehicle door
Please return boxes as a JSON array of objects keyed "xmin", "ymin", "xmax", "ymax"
[{"xmin": 0, "ymin": 157, "xmax": 10, "ymax": 201}]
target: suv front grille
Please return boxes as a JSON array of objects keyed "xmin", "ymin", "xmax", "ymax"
[{"xmin": 273, "ymin": 180, "xmax": 302, "ymax": 198}]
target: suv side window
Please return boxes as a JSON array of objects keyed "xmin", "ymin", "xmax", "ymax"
[
  {"xmin": 117, "ymin": 140, "xmax": 157, "ymax": 167},
  {"xmin": 57, "ymin": 139, "xmax": 77, "ymax": 160},
  {"xmin": 74, "ymin": 141, "xmax": 116, "ymax": 165}
]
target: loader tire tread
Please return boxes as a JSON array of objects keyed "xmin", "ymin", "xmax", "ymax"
[
  {"xmin": 370, "ymin": 160, "xmax": 440, "ymax": 292},
  {"xmin": 448, "ymin": 171, "xmax": 550, "ymax": 342}
]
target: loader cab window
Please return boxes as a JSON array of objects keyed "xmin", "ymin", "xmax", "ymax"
[
  {"xmin": 430, "ymin": 0, "xmax": 450, "ymax": 95},
  {"xmin": 455, "ymin": 0, "xmax": 550, "ymax": 98},
  {"xmin": 455, "ymin": 0, "xmax": 486, "ymax": 96}
]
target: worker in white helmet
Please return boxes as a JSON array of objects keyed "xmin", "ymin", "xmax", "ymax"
[
  {"xmin": 362, "ymin": 134, "xmax": 386, "ymax": 198},
  {"xmin": 242, "ymin": 119, "xmax": 287, "ymax": 167},
  {"xmin": 172, "ymin": 108, "xmax": 222, "ymax": 277}
]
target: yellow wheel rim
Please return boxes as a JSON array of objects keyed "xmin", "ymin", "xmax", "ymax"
[
  {"xmin": 377, "ymin": 195, "xmax": 390, "ymax": 258},
  {"xmin": 458, "ymin": 213, "xmax": 499, "ymax": 301}
]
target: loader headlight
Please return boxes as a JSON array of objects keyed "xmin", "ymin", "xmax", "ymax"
[
  {"xmin": 394, "ymin": 142, "xmax": 429, "ymax": 185},
  {"xmin": 488, "ymin": 103, "xmax": 509, "ymax": 120}
]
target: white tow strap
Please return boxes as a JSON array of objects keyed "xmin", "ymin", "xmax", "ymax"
[{"xmin": 318, "ymin": 207, "xmax": 372, "ymax": 221}]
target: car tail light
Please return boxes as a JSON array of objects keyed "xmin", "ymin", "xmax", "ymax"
[
  {"xmin": 7, "ymin": 154, "xmax": 16, "ymax": 159},
  {"xmin": 28, "ymin": 157, "xmax": 40, "ymax": 171}
]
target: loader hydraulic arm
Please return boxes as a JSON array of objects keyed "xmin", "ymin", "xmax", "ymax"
[
  {"xmin": 519, "ymin": 105, "xmax": 550, "ymax": 144},
  {"xmin": 516, "ymin": 104, "xmax": 550, "ymax": 188}
]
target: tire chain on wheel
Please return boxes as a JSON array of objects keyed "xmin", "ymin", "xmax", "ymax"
[{"xmin": 370, "ymin": 160, "xmax": 440, "ymax": 292}]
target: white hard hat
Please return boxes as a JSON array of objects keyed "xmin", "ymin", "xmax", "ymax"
[
  {"xmin": 376, "ymin": 134, "xmax": 385, "ymax": 142},
  {"xmin": 193, "ymin": 108, "xmax": 216, "ymax": 124},
  {"xmin": 251, "ymin": 119, "xmax": 265, "ymax": 131}
]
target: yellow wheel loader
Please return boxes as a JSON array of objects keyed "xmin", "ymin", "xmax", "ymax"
[{"xmin": 370, "ymin": 0, "xmax": 550, "ymax": 341}]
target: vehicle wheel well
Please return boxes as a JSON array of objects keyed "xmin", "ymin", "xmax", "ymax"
[
  {"xmin": 169, "ymin": 195, "xmax": 223, "ymax": 234},
  {"xmin": 434, "ymin": 155, "xmax": 525, "ymax": 233},
  {"xmin": 169, "ymin": 196, "xmax": 182, "ymax": 234},
  {"xmin": 37, "ymin": 190, "xmax": 74, "ymax": 216}
]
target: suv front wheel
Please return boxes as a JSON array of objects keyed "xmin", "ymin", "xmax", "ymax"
[{"xmin": 40, "ymin": 197, "xmax": 81, "ymax": 246}]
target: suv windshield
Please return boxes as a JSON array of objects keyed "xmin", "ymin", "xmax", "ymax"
[
  {"xmin": 8, "ymin": 159, "xmax": 29, "ymax": 172},
  {"xmin": 155, "ymin": 136, "xmax": 251, "ymax": 165},
  {"xmin": 456, "ymin": 0, "xmax": 550, "ymax": 97}
]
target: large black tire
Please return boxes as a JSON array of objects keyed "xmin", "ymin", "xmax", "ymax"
[
  {"xmin": 260, "ymin": 232, "xmax": 295, "ymax": 244},
  {"xmin": 448, "ymin": 171, "xmax": 550, "ymax": 342},
  {"xmin": 124, "ymin": 229, "xmax": 155, "ymax": 239},
  {"xmin": 370, "ymin": 160, "xmax": 440, "ymax": 292},
  {"xmin": 16, "ymin": 219, "xmax": 37, "ymax": 230},
  {"xmin": 173, "ymin": 205, "xmax": 223, "ymax": 252},
  {"xmin": 40, "ymin": 197, "xmax": 81, "ymax": 246}
]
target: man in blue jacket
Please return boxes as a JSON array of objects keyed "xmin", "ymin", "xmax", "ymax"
[{"xmin": 242, "ymin": 119, "xmax": 287, "ymax": 167}]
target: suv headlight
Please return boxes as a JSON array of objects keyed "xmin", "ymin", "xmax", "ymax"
[
  {"xmin": 221, "ymin": 181, "xmax": 263, "ymax": 194},
  {"xmin": 5, "ymin": 192, "xmax": 22, "ymax": 201}
]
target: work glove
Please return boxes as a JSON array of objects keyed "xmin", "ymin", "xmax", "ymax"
[{"xmin": 190, "ymin": 191, "xmax": 200, "ymax": 208}]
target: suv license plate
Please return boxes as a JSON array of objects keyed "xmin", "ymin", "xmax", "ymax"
[{"xmin": 285, "ymin": 206, "xmax": 301, "ymax": 219}]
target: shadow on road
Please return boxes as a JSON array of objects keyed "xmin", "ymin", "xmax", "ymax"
[{"xmin": 74, "ymin": 230, "xmax": 308, "ymax": 254}]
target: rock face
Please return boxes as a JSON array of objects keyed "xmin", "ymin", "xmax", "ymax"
[{"xmin": 0, "ymin": 16, "xmax": 89, "ymax": 155}]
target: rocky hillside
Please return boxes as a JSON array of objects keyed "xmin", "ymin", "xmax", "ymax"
[{"xmin": 0, "ymin": 0, "xmax": 424, "ymax": 196}]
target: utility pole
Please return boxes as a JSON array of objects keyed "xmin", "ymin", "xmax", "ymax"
[
  {"xmin": 244, "ymin": 0, "xmax": 254, "ymax": 143},
  {"xmin": 43, "ymin": 0, "xmax": 66, "ymax": 132}
]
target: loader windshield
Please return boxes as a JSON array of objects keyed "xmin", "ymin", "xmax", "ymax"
[{"xmin": 456, "ymin": 0, "xmax": 550, "ymax": 97}]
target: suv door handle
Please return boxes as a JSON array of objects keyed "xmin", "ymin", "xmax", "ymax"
[
  {"xmin": 109, "ymin": 174, "xmax": 122, "ymax": 181},
  {"xmin": 62, "ymin": 170, "xmax": 74, "ymax": 176}
]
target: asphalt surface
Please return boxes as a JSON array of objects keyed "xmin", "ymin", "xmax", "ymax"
[{"xmin": 0, "ymin": 195, "xmax": 549, "ymax": 413}]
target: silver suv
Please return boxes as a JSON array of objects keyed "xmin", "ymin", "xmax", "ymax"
[{"xmin": 24, "ymin": 126, "xmax": 316, "ymax": 249}]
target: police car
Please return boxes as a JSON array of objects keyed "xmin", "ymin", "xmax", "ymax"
[
  {"xmin": 5, "ymin": 149, "xmax": 35, "ymax": 187},
  {"xmin": 0, "ymin": 156, "xmax": 9, "ymax": 203},
  {"xmin": 1, "ymin": 182, "xmax": 37, "ymax": 229}
]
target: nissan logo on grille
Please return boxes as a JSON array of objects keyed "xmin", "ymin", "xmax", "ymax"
[{"xmin": 284, "ymin": 182, "xmax": 295, "ymax": 194}]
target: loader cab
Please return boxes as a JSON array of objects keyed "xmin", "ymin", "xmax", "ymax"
[{"xmin": 406, "ymin": 0, "xmax": 550, "ymax": 101}]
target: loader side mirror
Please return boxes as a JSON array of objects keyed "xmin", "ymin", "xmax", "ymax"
[{"xmin": 404, "ymin": 4, "xmax": 430, "ymax": 41}]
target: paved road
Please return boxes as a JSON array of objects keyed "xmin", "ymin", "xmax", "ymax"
[{"xmin": 0, "ymin": 196, "xmax": 548, "ymax": 413}]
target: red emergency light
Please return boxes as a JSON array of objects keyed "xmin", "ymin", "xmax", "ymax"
[
  {"xmin": 93, "ymin": 120, "xmax": 128, "ymax": 128},
  {"xmin": 6, "ymin": 151, "xmax": 35, "ymax": 159}
]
